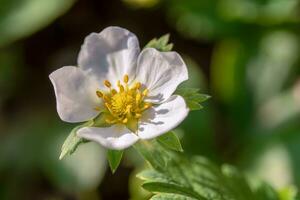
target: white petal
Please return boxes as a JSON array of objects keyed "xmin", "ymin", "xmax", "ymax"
[
  {"xmin": 135, "ymin": 48, "xmax": 188, "ymax": 103},
  {"xmin": 77, "ymin": 125, "xmax": 139, "ymax": 150},
  {"xmin": 78, "ymin": 26, "xmax": 140, "ymax": 87},
  {"xmin": 138, "ymin": 95, "xmax": 189, "ymax": 139},
  {"xmin": 49, "ymin": 66, "xmax": 100, "ymax": 123}
]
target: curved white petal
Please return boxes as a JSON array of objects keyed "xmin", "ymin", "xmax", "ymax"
[
  {"xmin": 49, "ymin": 66, "xmax": 100, "ymax": 123},
  {"xmin": 77, "ymin": 125, "xmax": 139, "ymax": 150},
  {"xmin": 135, "ymin": 48, "xmax": 188, "ymax": 103},
  {"xmin": 138, "ymin": 95, "xmax": 189, "ymax": 139},
  {"xmin": 78, "ymin": 26, "xmax": 140, "ymax": 87}
]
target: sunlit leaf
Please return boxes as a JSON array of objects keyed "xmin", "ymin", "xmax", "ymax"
[
  {"xmin": 59, "ymin": 121, "xmax": 92, "ymax": 160},
  {"xmin": 133, "ymin": 140, "xmax": 166, "ymax": 170},
  {"xmin": 137, "ymin": 147, "xmax": 297, "ymax": 200},
  {"xmin": 157, "ymin": 131, "xmax": 183, "ymax": 152},
  {"xmin": 145, "ymin": 34, "xmax": 174, "ymax": 52}
]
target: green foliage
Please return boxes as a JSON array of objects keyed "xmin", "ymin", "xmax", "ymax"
[
  {"xmin": 145, "ymin": 34, "xmax": 174, "ymax": 52},
  {"xmin": 0, "ymin": 0, "xmax": 76, "ymax": 47},
  {"xmin": 175, "ymin": 87, "xmax": 210, "ymax": 111},
  {"xmin": 157, "ymin": 132, "xmax": 183, "ymax": 152},
  {"xmin": 107, "ymin": 149, "xmax": 124, "ymax": 173},
  {"xmin": 59, "ymin": 121, "xmax": 92, "ymax": 160},
  {"xmin": 166, "ymin": 0, "xmax": 299, "ymax": 41},
  {"xmin": 134, "ymin": 140, "xmax": 167, "ymax": 170},
  {"xmin": 136, "ymin": 141, "xmax": 299, "ymax": 200},
  {"xmin": 279, "ymin": 186, "xmax": 298, "ymax": 200}
]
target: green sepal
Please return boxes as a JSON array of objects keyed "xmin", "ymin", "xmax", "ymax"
[
  {"xmin": 157, "ymin": 131, "xmax": 183, "ymax": 152},
  {"xmin": 59, "ymin": 120, "xmax": 93, "ymax": 160},
  {"xmin": 107, "ymin": 149, "xmax": 124, "ymax": 173},
  {"xmin": 175, "ymin": 87, "xmax": 210, "ymax": 111},
  {"xmin": 145, "ymin": 34, "xmax": 174, "ymax": 52}
]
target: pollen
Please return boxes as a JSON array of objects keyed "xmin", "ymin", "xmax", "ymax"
[{"xmin": 95, "ymin": 74, "xmax": 152, "ymax": 129}]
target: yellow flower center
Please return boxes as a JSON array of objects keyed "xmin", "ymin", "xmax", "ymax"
[{"xmin": 95, "ymin": 74, "xmax": 152, "ymax": 130}]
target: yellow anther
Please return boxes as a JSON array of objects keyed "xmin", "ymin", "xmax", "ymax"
[
  {"xmin": 136, "ymin": 93, "xmax": 141, "ymax": 103},
  {"xmin": 103, "ymin": 95, "xmax": 110, "ymax": 102},
  {"xmin": 126, "ymin": 105, "xmax": 132, "ymax": 111},
  {"xmin": 95, "ymin": 74, "xmax": 152, "ymax": 126},
  {"xmin": 142, "ymin": 89, "xmax": 149, "ymax": 96},
  {"xmin": 104, "ymin": 80, "xmax": 111, "ymax": 88},
  {"xmin": 96, "ymin": 91, "xmax": 103, "ymax": 98},
  {"xmin": 135, "ymin": 82, "xmax": 141, "ymax": 90},
  {"xmin": 122, "ymin": 118, "xmax": 128, "ymax": 123},
  {"xmin": 135, "ymin": 113, "xmax": 142, "ymax": 118},
  {"xmin": 119, "ymin": 84, "xmax": 124, "ymax": 92},
  {"xmin": 123, "ymin": 74, "xmax": 129, "ymax": 83},
  {"xmin": 141, "ymin": 102, "xmax": 152, "ymax": 111},
  {"xmin": 111, "ymin": 89, "xmax": 117, "ymax": 95}
]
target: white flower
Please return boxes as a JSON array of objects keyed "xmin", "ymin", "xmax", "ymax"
[{"xmin": 49, "ymin": 26, "xmax": 189, "ymax": 150}]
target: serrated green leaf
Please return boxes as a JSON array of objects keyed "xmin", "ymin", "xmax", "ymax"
[
  {"xmin": 59, "ymin": 121, "xmax": 93, "ymax": 160},
  {"xmin": 142, "ymin": 182, "xmax": 206, "ymax": 200},
  {"xmin": 145, "ymin": 34, "xmax": 174, "ymax": 52},
  {"xmin": 107, "ymin": 149, "xmax": 123, "ymax": 173},
  {"xmin": 137, "ymin": 154, "xmax": 291, "ymax": 200},
  {"xmin": 186, "ymin": 101, "xmax": 203, "ymax": 111},
  {"xmin": 151, "ymin": 193, "xmax": 197, "ymax": 200},
  {"xmin": 157, "ymin": 132, "xmax": 183, "ymax": 152},
  {"xmin": 175, "ymin": 87, "xmax": 210, "ymax": 111}
]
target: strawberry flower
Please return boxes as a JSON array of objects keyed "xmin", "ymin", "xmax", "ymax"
[{"xmin": 49, "ymin": 26, "xmax": 189, "ymax": 150}]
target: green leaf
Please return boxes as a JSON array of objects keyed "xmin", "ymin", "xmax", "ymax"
[
  {"xmin": 151, "ymin": 193, "xmax": 197, "ymax": 200},
  {"xmin": 157, "ymin": 131, "xmax": 183, "ymax": 152},
  {"xmin": 279, "ymin": 186, "xmax": 298, "ymax": 200},
  {"xmin": 59, "ymin": 121, "xmax": 93, "ymax": 160},
  {"xmin": 0, "ymin": 0, "xmax": 76, "ymax": 47},
  {"xmin": 145, "ymin": 34, "xmax": 174, "ymax": 52},
  {"xmin": 107, "ymin": 149, "xmax": 123, "ymax": 173},
  {"xmin": 137, "ymin": 153, "xmax": 294, "ymax": 200},
  {"xmin": 133, "ymin": 140, "xmax": 167, "ymax": 170},
  {"xmin": 175, "ymin": 87, "xmax": 210, "ymax": 111}
]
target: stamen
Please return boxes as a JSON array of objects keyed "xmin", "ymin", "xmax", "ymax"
[
  {"xmin": 119, "ymin": 84, "xmax": 124, "ymax": 92},
  {"xmin": 122, "ymin": 118, "xmax": 128, "ymax": 123},
  {"xmin": 104, "ymin": 80, "xmax": 111, "ymax": 88},
  {"xmin": 123, "ymin": 74, "xmax": 129, "ymax": 83},
  {"xmin": 136, "ymin": 93, "xmax": 141, "ymax": 103},
  {"xmin": 111, "ymin": 89, "xmax": 117, "ymax": 95},
  {"xmin": 126, "ymin": 105, "xmax": 132, "ymax": 112},
  {"xmin": 105, "ymin": 103, "xmax": 114, "ymax": 113},
  {"xmin": 135, "ymin": 113, "xmax": 142, "ymax": 118},
  {"xmin": 135, "ymin": 82, "xmax": 141, "ymax": 90},
  {"xmin": 95, "ymin": 74, "xmax": 152, "ymax": 127},
  {"xmin": 141, "ymin": 102, "xmax": 152, "ymax": 111},
  {"xmin": 103, "ymin": 95, "xmax": 110, "ymax": 102},
  {"xmin": 96, "ymin": 91, "xmax": 103, "ymax": 98},
  {"xmin": 142, "ymin": 89, "xmax": 149, "ymax": 96}
]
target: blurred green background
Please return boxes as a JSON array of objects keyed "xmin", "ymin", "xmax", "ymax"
[{"xmin": 0, "ymin": 0, "xmax": 300, "ymax": 199}]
